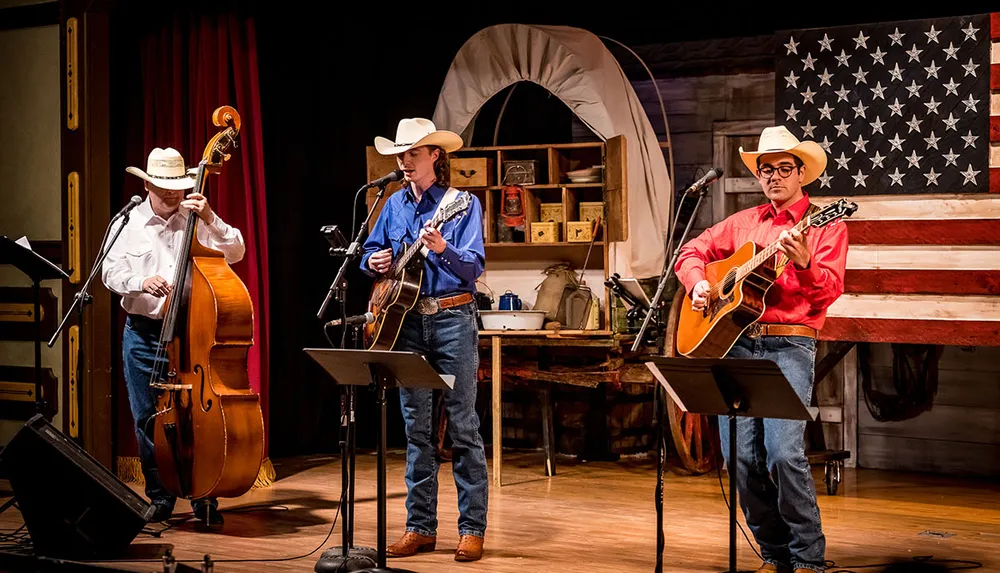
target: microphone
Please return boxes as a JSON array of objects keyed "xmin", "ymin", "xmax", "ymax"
[
  {"xmin": 116, "ymin": 195, "xmax": 143, "ymax": 217},
  {"xmin": 366, "ymin": 169, "xmax": 404, "ymax": 188},
  {"xmin": 325, "ymin": 312, "xmax": 375, "ymax": 328},
  {"xmin": 683, "ymin": 167, "xmax": 723, "ymax": 194}
]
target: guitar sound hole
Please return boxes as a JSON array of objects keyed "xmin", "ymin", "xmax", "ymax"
[{"xmin": 720, "ymin": 269, "xmax": 737, "ymax": 297}]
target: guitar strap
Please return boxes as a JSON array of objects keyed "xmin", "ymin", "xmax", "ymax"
[{"xmin": 419, "ymin": 186, "xmax": 462, "ymax": 257}]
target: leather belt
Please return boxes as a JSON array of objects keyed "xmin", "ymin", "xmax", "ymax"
[
  {"xmin": 415, "ymin": 292, "xmax": 474, "ymax": 315},
  {"xmin": 745, "ymin": 323, "xmax": 817, "ymax": 339}
]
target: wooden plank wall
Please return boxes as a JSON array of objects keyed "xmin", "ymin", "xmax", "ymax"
[{"xmin": 858, "ymin": 344, "xmax": 1000, "ymax": 478}]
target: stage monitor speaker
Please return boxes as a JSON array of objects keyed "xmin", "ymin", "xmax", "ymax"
[{"xmin": 0, "ymin": 414, "xmax": 153, "ymax": 558}]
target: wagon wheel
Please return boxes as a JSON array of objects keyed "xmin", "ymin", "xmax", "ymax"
[{"xmin": 663, "ymin": 286, "xmax": 718, "ymax": 475}]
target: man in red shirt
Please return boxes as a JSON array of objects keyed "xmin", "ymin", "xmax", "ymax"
[{"xmin": 675, "ymin": 125, "xmax": 848, "ymax": 573}]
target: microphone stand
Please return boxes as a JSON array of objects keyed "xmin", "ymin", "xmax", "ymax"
[
  {"xmin": 315, "ymin": 181, "xmax": 390, "ymax": 572},
  {"xmin": 629, "ymin": 181, "xmax": 713, "ymax": 573},
  {"xmin": 47, "ymin": 206, "xmax": 133, "ymax": 437}
]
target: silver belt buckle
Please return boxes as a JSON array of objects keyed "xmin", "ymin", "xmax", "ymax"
[
  {"xmin": 746, "ymin": 323, "xmax": 763, "ymax": 339},
  {"xmin": 416, "ymin": 297, "xmax": 439, "ymax": 315}
]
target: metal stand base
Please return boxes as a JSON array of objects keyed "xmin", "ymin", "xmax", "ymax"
[{"xmin": 314, "ymin": 547, "xmax": 378, "ymax": 572}]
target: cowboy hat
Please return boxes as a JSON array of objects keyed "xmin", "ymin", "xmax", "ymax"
[
  {"xmin": 739, "ymin": 126, "xmax": 827, "ymax": 186},
  {"xmin": 374, "ymin": 118, "xmax": 463, "ymax": 155},
  {"xmin": 126, "ymin": 147, "xmax": 197, "ymax": 190}
]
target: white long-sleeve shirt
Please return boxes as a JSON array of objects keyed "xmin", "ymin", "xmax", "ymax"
[{"xmin": 101, "ymin": 198, "xmax": 245, "ymax": 319}]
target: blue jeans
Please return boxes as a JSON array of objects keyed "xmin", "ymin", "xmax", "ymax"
[
  {"xmin": 719, "ymin": 335, "xmax": 825, "ymax": 572},
  {"xmin": 122, "ymin": 315, "xmax": 217, "ymax": 513},
  {"xmin": 394, "ymin": 301, "xmax": 488, "ymax": 538}
]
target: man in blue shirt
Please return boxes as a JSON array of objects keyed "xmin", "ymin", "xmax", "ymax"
[{"xmin": 360, "ymin": 117, "xmax": 488, "ymax": 562}]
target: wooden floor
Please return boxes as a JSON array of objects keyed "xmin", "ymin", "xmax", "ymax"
[{"xmin": 2, "ymin": 451, "xmax": 999, "ymax": 572}]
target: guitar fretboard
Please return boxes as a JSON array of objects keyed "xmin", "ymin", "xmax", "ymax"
[{"xmin": 388, "ymin": 210, "xmax": 447, "ymax": 277}]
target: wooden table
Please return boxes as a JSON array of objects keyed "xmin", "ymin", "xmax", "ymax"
[{"xmin": 478, "ymin": 329, "xmax": 638, "ymax": 487}]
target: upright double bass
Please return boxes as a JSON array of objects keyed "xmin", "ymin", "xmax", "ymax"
[{"xmin": 148, "ymin": 105, "xmax": 264, "ymax": 502}]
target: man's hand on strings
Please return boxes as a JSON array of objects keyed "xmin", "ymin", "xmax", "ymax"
[
  {"xmin": 419, "ymin": 222, "xmax": 447, "ymax": 254},
  {"xmin": 777, "ymin": 228, "xmax": 810, "ymax": 269},
  {"xmin": 181, "ymin": 192, "xmax": 215, "ymax": 224},
  {"xmin": 691, "ymin": 280, "xmax": 711, "ymax": 311},
  {"xmin": 142, "ymin": 275, "xmax": 171, "ymax": 298},
  {"xmin": 369, "ymin": 248, "xmax": 393, "ymax": 274}
]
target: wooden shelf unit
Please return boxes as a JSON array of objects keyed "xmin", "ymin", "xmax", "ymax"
[{"xmin": 365, "ymin": 137, "xmax": 627, "ymax": 330}]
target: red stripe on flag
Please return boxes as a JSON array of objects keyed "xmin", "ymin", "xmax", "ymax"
[
  {"xmin": 820, "ymin": 318, "xmax": 1000, "ymax": 346},
  {"xmin": 992, "ymin": 115, "xmax": 1000, "ymax": 142},
  {"xmin": 845, "ymin": 219, "xmax": 1000, "ymax": 245},
  {"xmin": 844, "ymin": 269, "xmax": 1000, "ymax": 295},
  {"xmin": 992, "ymin": 13, "xmax": 1000, "ymax": 39},
  {"xmin": 992, "ymin": 168, "xmax": 1000, "ymax": 193},
  {"xmin": 993, "ymin": 64, "xmax": 1000, "ymax": 91}
]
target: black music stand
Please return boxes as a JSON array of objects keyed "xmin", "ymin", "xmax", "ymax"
[
  {"xmin": 304, "ymin": 348, "xmax": 456, "ymax": 573},
  {"xmin": 645, "ymin": 356, "xmax": 818, "ymax": 573},
  {"xmin": 0, "ymin": 236, "xmax": 70, "ymax": 415}
]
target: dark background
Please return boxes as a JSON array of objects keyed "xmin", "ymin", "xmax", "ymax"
[{"xmin": 108, "ymin": 2, "xmax": 991, "ymax": 458}]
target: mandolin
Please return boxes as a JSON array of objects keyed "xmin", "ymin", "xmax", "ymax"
[
  {"xmin": 363, "ymin": 190, "xmax": 473, "ymax": 351},
  {"xmin": 675, "ymin": 197, "xmax": 858, "ymax": 359}
]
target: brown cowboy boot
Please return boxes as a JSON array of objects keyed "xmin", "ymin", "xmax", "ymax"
[
  {"xmin": 454, "ymin": 534, "xmax": 484, "ymax": 562},
  {"xmin": 755, "ymin": 564, "xmax": 780, "ymax": 573},
  {"xmin": 386, "ymin": 531, "xmax": 436, "ymax": 557}
]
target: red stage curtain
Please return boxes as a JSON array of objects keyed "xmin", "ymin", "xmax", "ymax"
[{"xmin": 120, "ymin": 8, "xmax": 273, "ymax": 486}]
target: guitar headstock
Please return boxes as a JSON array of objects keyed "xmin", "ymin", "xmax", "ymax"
[
  {"xmin": 809, "ymin": 198, "xmax": 859, "ymax": 228},
  {"xmin": 436, "ymin": 192, "xmax": 473, "ymax": 225}
]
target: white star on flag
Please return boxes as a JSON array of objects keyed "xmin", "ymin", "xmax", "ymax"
[
  {"xmin": 888, "ymin": 98, "xmax": 905, "ymax": 117},
  {"xmin": 889, "ymin": 63, "xmax": 904, "ymax": 82},
  {"xmin": 943, "ymin": 42, "xmax": 959, "ymax": 60},
  {"xmin": 852, "ymin": 67, "xmax": 869, "ymax": 84},
  {"xmin": 889, "ymin": 27, "xmax": 905, "ymax": 46},
  {"xmin": 905, "ymin": 80, "xmax": 922, "ymax": 98},
  {"xmin": 962, "ymin": 58, "xmax": 978, "ymax": 77},
  {"xmin": 924, "ymin": 167, "xmax": 941, "ymax": 186},
  {"xmin": 923, "ymin": 96, "xmax": 941, "ymax": 115},
  {"xmin": 961, "ymin": 95, "xmax": 978, "ymax": 112},
  {"xmin": 785, "ymin": 104, "xmax": 800, "ymax": 121},
  {"xmin": 871, "ymin": 151, "xmax": 886, "ymax": 168},
  {"xmin": 800, "ymin": 86, "xmax": 816, "ymax": 104},
  {"xmin": 852, "ymin": 169, "xmax": 868, "ymax": 187},
  {"xmin": 870, "ymin": 116, "xmax": 886, "ymax": 134},
  {"xmin": 924, "ymin": 61, "xmax": 940, "ymax": 78},
  {"xmin": 960, "ymin": 164, "xmax": 981, "ymax": 185},
  {"xmin": 853, "ymin": 101, "xmax": 868, "ymax": 118},
  {"xmin": 888, "ymin": 133, "xmax": 906, "ymax": 152},
  {"xmin": 853, "ymin": 134, "xmax": 869, "ymax": 153},
  {"xmin": 942, "ymin": 78, "xmax": 960, "ymax": 97},
  {"xmin": 854, "ymin": 31, "xmax": 869, "ymax": 49},
  {"xmin": 818, "ymin": 172, "xmax": 833, "ymax": 188},
  {"xmin": 818, "ymin": 102, "xmax": 834, "ymax": 120},
  {"xmin": 942, "ymin": 113, "xmax": 960, "ymax": 131},
  {"xmin": 835, "ymin": 152, "xmax": 851, "ymax": 170},
  {"xmin": 870, "ymin": 81, "xmax": 887, "ymax": 100},
  {"xmin": 835, "ymin": 85, "xmax": 851, "ymax": 102},
  {"xmin": 906, "ymin": 150, "xmax": 922, "ymax": 168},
  {"xmin": 801, "ymin": 120, "xmax": 817, "ymax": 137},
  {"xmin": 943, "ymin": 149, "xmax": 960, "ymax": 166},
  {"xmin": 818, "ymin": 68, "xmax": 833, "ymax": 86},
  {"xmin": 905, "ymin": 44, "xmax": 923, "ymax": 62},
  {"xmin": 785, "ymin": 36, "xmax": 799, "ymax": 54},
  {"xmin": 961, "ymin": 130, "xmax": 978, "ymax": 149},
  {"xmin": 835, "ymin": 49, "xmax": 851, "ymax": 67},
  {"xmin": 888, "ymin": 168, "xmax": 905, "ymax": 186},
  {"xmin": 785, "ymin": 70, "xmax": 799, "ymax": 88},
  {"xmin": 961, "ymin": 22, "xmax": 978, "ymax": 42},
  {"xmin": 925, "ymin": 25, "xmax": 942, "ymax": 44},
  {"xmin": 870, "ymin": 46, "xmax": 887, "ymax": 65},
  {"xmin": 801, "ymin": 53, "xmax": 817, "ymax": 70},
  {"xmin": 834, "ymin": 119, "xmax": 851, "ymax": 137},
  {"xmin": 924, "ymin": 131, "xmax": 941, "ymax": 149},
  {"xmin": 906, "ymin": 115, "xmax": 922, "ymax": 133},
  {"xmin": 818, "ymin": 33, "xmax": 834, "ymax": 51}
]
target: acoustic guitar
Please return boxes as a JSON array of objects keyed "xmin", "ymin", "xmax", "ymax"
[
  {"xmin": 363, "ymin": 191, "xmax": 473, "ymax": 351},
  {"xmin": 675, "ymin": 197, "xmax": 858, "ymax": 359}
]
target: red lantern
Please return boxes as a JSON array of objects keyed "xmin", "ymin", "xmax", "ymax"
[{"xmin": 502, "ymin": 185, "xmax": 525, "ymax": 228}]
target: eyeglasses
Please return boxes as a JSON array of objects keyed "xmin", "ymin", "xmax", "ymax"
[{"xmin": 757, "ymin": 164, "xmax": 799, "ymax": 179}]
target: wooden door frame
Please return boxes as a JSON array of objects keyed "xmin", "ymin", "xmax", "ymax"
[
  {"xmin": 60, "ymin": 0, "xmax": 114, "ymax": 467},
  {"xmin": 710, "ymin": 119, "xmax": 772, "ymax": 224}
]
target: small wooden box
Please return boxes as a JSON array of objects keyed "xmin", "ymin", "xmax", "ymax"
[
  {"xmin": 539, "ymin": 203, "xmax": 564, "ymax": 223},
  {"xmin": 451, "ymin": 157, "xmax": 493, "ymax": 187},
  {"xmin": 579, "ymin": 202, "xmax": 603, "ymax": 222},
  {"xmin": 567, "ymin": 221, "xmax": 594, "ymax": 242},
  {"xmin": 530, "ymin": 221, "xmax": 559, "ymax": 243}
]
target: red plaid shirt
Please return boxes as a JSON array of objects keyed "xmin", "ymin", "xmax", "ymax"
[{"xmin": 674, "ymin": 194, "xmax": 849, "ymax": 330}]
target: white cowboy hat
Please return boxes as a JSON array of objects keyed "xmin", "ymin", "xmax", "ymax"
[
  {"xmin": 739, "ymin": 126, "xmax": 827, "ymax": 186},
  {"xmin": 126, "ymin": 147, "xmax": 197, "ymax": 190},
  {"xmin": 374, "ymin": 118, "xmax": 463, "ymax": 155}
]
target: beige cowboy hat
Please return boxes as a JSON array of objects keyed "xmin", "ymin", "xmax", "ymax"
[
  {"xmin": 374, "ymin": 118, "xmax": 463, "ymax": 155},
  {"xmin": 739, "ymin": 126, "xmax": 827, "ymax": 186},
  {"xmin": 126, "ymin": 147, "xmax": 197, "ymax": 190}
]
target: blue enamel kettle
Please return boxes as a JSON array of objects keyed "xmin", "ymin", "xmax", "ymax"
[{"xmin": 498, "ymin": 290, "xmax": 522, "ymax": 311}]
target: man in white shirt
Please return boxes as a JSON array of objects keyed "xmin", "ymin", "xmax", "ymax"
[{"xmin": 101, "ymin": 147, "xmax": 245, "ymax": 529}]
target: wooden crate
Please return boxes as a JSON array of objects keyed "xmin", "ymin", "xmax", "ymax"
[{"xmin": 451, "ymin": 157, "xmax": 493, "ymax": 187}]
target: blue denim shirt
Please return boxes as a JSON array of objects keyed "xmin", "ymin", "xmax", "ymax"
[{"xmin": 360, "ymin": 183, "xmax": 485, "ymax": 297}]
